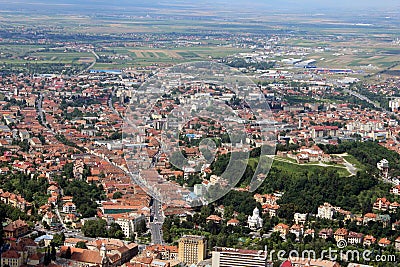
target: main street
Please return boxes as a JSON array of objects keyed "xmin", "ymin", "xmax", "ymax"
[
  {"xmin": 37, "ymin": 93, "xmax": 56, "ymax": 135},
  {"xmin": 88, "ymin": 149, "xmax": 165, "ymax": 245},
  {"xmin": 38, "ymin": 81, "xmax": 165, "ymax": 245},
  {"xmin": 108, "ymin": 86, "xmax": 120, "ymax": 116},
  {"xmin": 150, "ymin": 199, "xmax": 164, "ymax": 244}
]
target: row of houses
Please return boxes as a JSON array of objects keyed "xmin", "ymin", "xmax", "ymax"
[
  {"xmin": 273, "ymin": 223, "xmax": 400, "ymax": 249},
  {"xmin": 0, "ymin": 189, "xmax": 32, "ymax": 212}
]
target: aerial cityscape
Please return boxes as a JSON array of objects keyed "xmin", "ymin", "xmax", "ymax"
[{"xmin": 0, "ymin": 1, "xmax": 400, "ymax": 267}]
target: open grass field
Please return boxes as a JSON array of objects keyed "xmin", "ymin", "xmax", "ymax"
[
  {"xmin": 0, "ymin": 45, "xmax": 95, "ymax": 65},
  {"xmin": 342, "ymin": 154, "xmax": 365, "ymax": 170},
  {"xmin": 129, "ymin": 49, "xmax": 183, "ymax": 59},
  {"xmin": 272, "ymin": 159, "xmax": 351, "ymax": 177},
  {"xmin": 248, "ymin": 156, "xmax": 351, "ymax": 178},
  {"xmin": 91, "ymin": 46, "xmax": 250, "ymax": 68},
  {"xmin": 0, "ymin": 44, "xmax": 247, "ymax": 70}
]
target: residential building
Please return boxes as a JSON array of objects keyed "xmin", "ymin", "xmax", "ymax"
[
  {"xmin": 347, "ymin": 232, "xmax": 363, "ymax": 245},
  {"xmin": 390, "ymin": 185, "xmax": 400, "ymax": 196},
  {"xmin": 273, "ymin": 223, "xmax": 290, "ymax": 237},
  {"xmin": 378, "ymin": 238, "xmax": 391, "ymax": 247},
  {"xmin": 363, "ymin": 235, "xmax": 376, "ymax": 246},
  {"xmin": 0, "ymin": 190, "xmax": 31, "ymax": 211},
  {"xmin": 144, "ymin": 244, "xmax": 178, "ymax": 261},
  {"xmin": 206, "ymin": 215, "xmax": 222, "ymax": 224},
  {"xmin": 363, "ymin": 213, "xmax": 377, "ymax": 225},
  {"xmin": 42, "ymin": 211, "xmax": 57, "ymax": 226},
  {"xmin": 114, "ymin": 213, "xmax": 146, "ymax": 238},
  {"xmin": 373, "ymin": 198, "xmax": 390, "ymax": 211},
  {"xmin": 317, "ymin": 203, "xmax": 336, "ymax": 220},
  {"xmin": 60, "ymin": 241, "xmax": 138, "ymax": 267},
  {"xmin": 318, "ymin": 229, "xmax": 333, "ymax": 240},
  {"xmin": 311, "ymin": 126, "xmax": 338, "ymax": 139},
  {"xmin": 62, "ymin": 202, "xmax": 77, "ymax": 213},
  {"xmin": 262, "ymin": 204, "xmax": 280, "ymax": 218},
  {"xmin": 226, "ymin": 218, "xmax": 239, "ymax": 227},
  {"xmin": 284, "ymin": 258, "xmax": 340, "ymax": 267},
  {"xmin": 377, "ymin": 159, "xmax": 389, "ymax": 178},
  {"xmin": 304, "ymin": 229, "xmax": 315, "ymax": 238},
  {"xmin": 294, "ymin": 213, "xmax": 307, "ymax": 225},
  {"xmin": 334, "ymin": 228, "xmax": 348, "ymax": 242},
  {"xmin": 3, "ymin": 219, "xmax": 29, "ymax": 238},
  {"xmin": 64, "ymin": 238, "xmax": 88, "ymax": 248},
  {"xmin": 290, "ymin": 224, "xmax": 304, "ymax": 240},
  {"xmin": 1, "ymin": 250, "xmax": 23, "ymax": 267},
  {"xmin": 395, "ymin": 237, "xmax": 400, "ymax": 251},
  {"xmin": 347, "ymin": 264, "xmax": 372, "ymax": 267},
  {"xmin": 0, "ymin": 238, "xmax": 39, "ymax": 267}
]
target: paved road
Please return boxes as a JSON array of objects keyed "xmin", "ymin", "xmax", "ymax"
[
  {"xmin": 108, "ymin": 87, "xmax": 120, "ymax": 116},
  {"xmin": 40, "ymin": 85, "xmax": 165, "ymax": 245},
  {"xmin": 37, "ymin": 93, "xmax": 56, "ymax": 134},
  {"xmin": 54, "ymin": 206, "xmax": 66, "ymax": 229},
  {"xmin": 88, "ymin": 150, "xmax": 165, "ymax": 244},
  {"xmin": 344, "ymin": 89, "xmax": 382, "ymax": 110},
  {"xmin": 150, "ymin": 199, "xmax": 164, "ymax": 244},
  {"xmin": 331, "ymin": 153, "xmax": 358, "ymax": 176},
  {"xmin": 150, "ymin": 222, "xmax": 164, "ymax": 245},
  {"xmin": 91, "ymin": 50, "xmax": 100, "ymax": 60},
  {"xmin": 78, "ymin": 50, "xmax": 98, "ymax": 75}
]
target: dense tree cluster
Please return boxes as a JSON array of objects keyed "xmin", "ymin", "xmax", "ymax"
[
  {"xmin": 226, "ymin": 58, "xmax": 275, "ymax": 70},
  {"xmin": 55, "ymin": 134, "xmax": 85, "ymax": 152},
  {"xmin": 82, "ymin": 219, "xmax": 124, "ymax": 239},
  {"xmin": 210, "ymin": 141, "xmax": 395, "ymax": 219},
  {"xmin": 0, "ymin": 202, "xmax": 35, "ymax": 246},
  {"xmin": 162, "ymin": 207, "xmax": 251, "ymax": 249},
  {"xmin": 258, "ymin": 166, "xmax": 388, "ymax": 217},
  {"xmin": 54, "ymin": 163, "xmax": 105, "ymax": 217},
  {"xmin": 0, "ymin": 63, "xmax": 87, "ymax": 76},
  {"xmin": 319, "ymin": 141, "xmax": 400, "ymax": 176},
  {"xmin": 0, "ymin": 172, "xmax": 49, "ymax": 209}
]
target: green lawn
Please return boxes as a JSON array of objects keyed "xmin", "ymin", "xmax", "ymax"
[
  {"xmin": 272, "ymin": 160, "xmax": 351, "ymax": 177},
  {"xmin": 342, "ymin": 154, "xmax": 365, "ymax": 170},
  {"xmin": 247, "ymin": 156, "xmax": 351, "ymax": 177}
]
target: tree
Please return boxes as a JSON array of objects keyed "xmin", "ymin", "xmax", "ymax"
[
  {"xmin": 112, "ymin": 191, "xmax": 123, "ymax": 199},
  {"xmin": 43, "ymin": 247, "xmax": 51, "ymax": 265},
  {"xmin": 285, "ymin": 233, "xmax": 297, "ymax": 243},
  {"xmin": 303, "ymin": 234, "xmax": 313, "ymax": 244},
  {"xmin": 0, "ymin": 212, "xmax": 4, "ymax": 248},
  {"xmin": 76, "ymin": 241, "xmax": 88, "ymax": 249},
  {"xmin": 108, "ymin": 223, "xmax": 124, "ymax": 239},
  {"xmin": 136, "ymin": 220, "xmax": 147, "ymax": 235},
  {"xmin": 52, "ymin": 233, "xmax": 65, "ymax": 247},
  {"xmin": 50, "ymin": 244, "xmax": 57, "ymax": 260},
  {"xmin": 270, "ymin": 231, "xmax": 283, "ymax": 244},
  {"xmin": 65, "ymin": 247, "xmax": 72, "ymax": 259}
]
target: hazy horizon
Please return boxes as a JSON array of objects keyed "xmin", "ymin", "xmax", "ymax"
[{"xmin": 0, "ymin": 0, "xmax": 399, "ymax": 16}]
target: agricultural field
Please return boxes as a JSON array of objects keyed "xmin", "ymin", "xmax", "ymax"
[
  {"xmin": 283, "ymin": 37, "xmax": 400, "ymax": 71},
  {"xmin": 0, "ymin": 45, "xmax": 94, "ymax": 74},
  {"xmin": 93, "ymin": 46, "xmax": 250, "ymax": 68}
]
